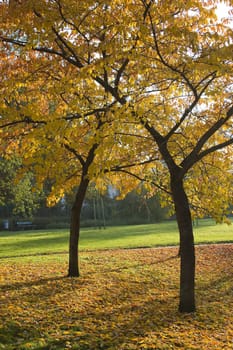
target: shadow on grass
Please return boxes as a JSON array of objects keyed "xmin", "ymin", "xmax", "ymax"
[
  {"xmin": 0, "ymin": 276, "xmax": 66, "ymax": 292},
  {"xmin": 0, "ymin": 253, "xmax": 178, "ymax": 293},
  {"xmin": 0, "ymin": 234, "xmax": 68, "ymax": 248},
  {"xmin": 0, "ymin": 285, "xmax": 179, "ymax": 350},
  {"xmin": 0, "ymin": 251, "xmax": 68, "ymax": 260},
  {"xmin": 198, "ymin": 271, "xmax": 233, "ymax": 298},
  {"xmin": 1, "ymin": 245, "xmax": 232, "ymax": 350},
  {"xmin": 0, "ymin": 253, "xmax": 181, "ymax": 350},
  {"xmin": 0, "ymin": 223, "xmax": 178, "ymax": 255}
]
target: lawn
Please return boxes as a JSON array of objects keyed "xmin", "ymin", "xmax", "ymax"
[
  {"xmin": 0, "ymin": 219, "xmax": 233, "ymax": 258},
  {"xmin": 1, "ymin": 220, "xmax": 233, "ymax": 349},
  {"xmin": 0, "ymin": 245, "xmax": 233, "ymax": 349}
]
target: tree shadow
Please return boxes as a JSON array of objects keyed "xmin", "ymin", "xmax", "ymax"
[
  {"xmin": 0, "ymin": 255, "xmax": 182, "ymax": 349},
  {"xmin": 198, "ymin": 271, "xmax": 233, "ymax": 298},
  {"xmin": 0, "ymin": 294, "xmax": 180, "ymax": 350},
  {"xmin": 0, "ymin": 276, "xmax": 66, "ymax": 293},
  {"xmin": 1, "ymin": 247, "xmax": 231, "ymax": 349}
]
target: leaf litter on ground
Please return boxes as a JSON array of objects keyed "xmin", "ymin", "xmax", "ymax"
[{"xmin": 0, "ymin": 244, "xmax": 233, "ymax": 349}]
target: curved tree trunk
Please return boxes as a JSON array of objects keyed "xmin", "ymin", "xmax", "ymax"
[
  {"xmin": 68, "ymin": 177, "xmax": 89, "ymax": 277},
  {"xmin": 171, "ymin": 176, "xmax": 196, "ymax": 313}
]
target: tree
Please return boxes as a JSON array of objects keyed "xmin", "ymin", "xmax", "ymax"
[
  {"xmin": 0, "ymin": 157, "xmax": 42, "ymax": 219},
  {"xmin": 0, "ymin": 0, "xmax": 145, "ymax": 277},
  {"xmin": 0, "ymin": 81, "xmax": 112, "ymax": 276},
  {"xmin": 132, "ymin": 2, "xmax": 233, "ymax": 312},
  {"xmin": 80, "ymin": 185, "xmax": 168, "ymax": 226},
  {"xmin": 1, "ymin": 0, "xmax": 233, "ymax": 313}
]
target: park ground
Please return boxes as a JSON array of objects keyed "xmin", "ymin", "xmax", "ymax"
[{"xmin": 0, "ymin": 220, "xmax": 233, "ymax": 349}]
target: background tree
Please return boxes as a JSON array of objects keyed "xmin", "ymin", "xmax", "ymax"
[
  {"xmin": 80, "ymin": 185, "xmax": 168, "ymax": 227},
  {"xmin": 0, "ymin": 157, "xmax": 42, "ymax": 221}
]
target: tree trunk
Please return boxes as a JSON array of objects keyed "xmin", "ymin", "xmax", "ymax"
[
  {"xmin": 68, "ymin": 178, "xmax": 89, "ymax": 277},
  {"xmin": 171, "ymin": 176, "xmax": 196, "ymax": 313}
]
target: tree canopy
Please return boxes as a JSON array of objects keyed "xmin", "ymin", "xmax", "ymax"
[
  {"xmin": 1, "ymin": 0, "xmax": 233, "ymax": 212},
  {"xmin": 1, "ymin": 0, "xmax": 233, "ymax": 312}
]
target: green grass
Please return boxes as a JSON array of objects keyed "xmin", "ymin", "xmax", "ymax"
[
  {"xmin": 1, "ymin": 221, "xmax": 233, "ymax": 349},
  {"xmin": 0, "ymin": 219, "xmax": 233, "ymax": 259}
]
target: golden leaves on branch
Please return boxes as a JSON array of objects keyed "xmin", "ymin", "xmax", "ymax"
[{"xmin": 1, "ymin": 0, "xmax": 233, "ymax": 213}]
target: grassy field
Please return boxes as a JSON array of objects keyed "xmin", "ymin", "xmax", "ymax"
[
  {"xmin": 1, "ymin": 220, "xmax": 233, "ymax": 349},
  {"xmin": 0, "ymin": 245, "xmax": 233, "ymax": 349},
  {"xmin": 0, "ymin": 219, "xmax": 233, "ymax": 258}
]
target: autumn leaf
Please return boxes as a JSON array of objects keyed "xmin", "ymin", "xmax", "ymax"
[{"xmin": 0, "ymin": 245, "xmax": 233, "ymax": 349}]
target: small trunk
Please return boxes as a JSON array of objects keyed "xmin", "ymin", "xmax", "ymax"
[
  {"xmin": 68, "ymin": 207, "xmax": 81, "ymax": 277},
  {"xmin": 171, "ymin": 176, "xmax": 196, "ymax": 313},
  {"xmin": 68, "ymin": 178, "xmax": 89, "ymax": 277}
]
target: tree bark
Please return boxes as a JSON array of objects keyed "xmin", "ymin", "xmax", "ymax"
[
  {"xmin": 68, "ymin": 177, "xmax": 89, "ymax": 277},
  {"xmin": 171, "ymin": 176, "xmax": 196, "ymax": 313}
]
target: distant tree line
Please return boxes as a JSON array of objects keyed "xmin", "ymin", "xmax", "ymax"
[
  {"xmin": 0, "ymin": 188, "xmax": 169, "ymax": 230},
  {"xmin": 0, "ymin": 157, "xmax": 168, "ymax": 229}
]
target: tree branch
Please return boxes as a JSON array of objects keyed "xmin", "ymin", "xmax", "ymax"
[
  {"xmin": 52, "ymin": 26, "xmax": 84, "ymax": 68},
  {"xmin": 141, "ymin": 119, "xmax": 179, "ymax": 172},
  {"xmin": 63, "ymin": 142, "xmax": 85, "ymax": 167},
  {"xmin": 197, "ymin": 138, "xmax": 233, "ymax": 161},
  {"xmin": 110, "ymin": 156, "xmax": 159, "ymax": 172},
  {"xmin": 114, "ymin": 58, "xmax": 129, "ymax": 88},
  {"xmin": 0, "ymin": 117, "xmax": 46, "ymax": 129},
  {"xmin": 181, "ymin": 105, "xmax": 233, "ymax": 171},
  {"xmin": 113, "ymin": 168, "xmax": 172, "ymax": 195},
  {"xmin": 165, "ymin": 72, "xmax": 217, "ymax": 141}
]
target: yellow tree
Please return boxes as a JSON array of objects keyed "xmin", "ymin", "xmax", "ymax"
[
  {"xmin": 108, "ymin": 1, "xmax": 233, "ymax": 312},
  {"xmin": 0, "ymin": 50, "xmax": 120, "ymax": 277},
  {"xmin": 1, "ymin": 0, "xmax": 233, "ymax": 313},
  {"xmin": 0, "ymin": 0, "xmax": 149, "ymax": 278}
]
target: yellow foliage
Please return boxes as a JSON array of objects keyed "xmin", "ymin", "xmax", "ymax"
[{"xmin": 0, "ymin": 0, "xmax": 233, "ymax": 217}]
